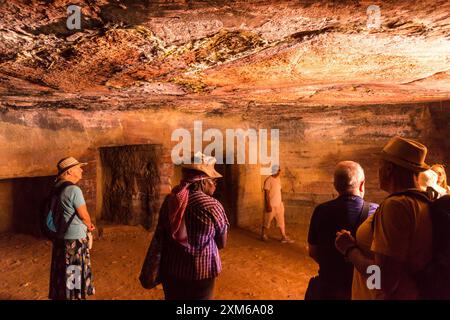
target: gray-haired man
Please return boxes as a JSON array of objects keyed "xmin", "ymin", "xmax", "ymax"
[{"xmin": 306, "ymin": 161, "xmax": 378, "ymax": 299}]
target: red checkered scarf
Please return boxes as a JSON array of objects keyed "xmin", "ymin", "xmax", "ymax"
[{"xmin": 167, "ymin": 171, "xmax": 208, "ymax": 247}]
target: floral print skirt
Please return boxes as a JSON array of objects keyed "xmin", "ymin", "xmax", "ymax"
[{"xmin": 49, "ymin": 238, "xmax": 95, "ymax": 300}]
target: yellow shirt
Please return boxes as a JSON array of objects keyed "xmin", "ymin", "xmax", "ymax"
[
  {"xmin": 352, "ymin": 191, "xmax": 432, "ymax": 300},
  {"xmin": 352, "ymin": 214, "xmax": 376, "ymax": 300}
]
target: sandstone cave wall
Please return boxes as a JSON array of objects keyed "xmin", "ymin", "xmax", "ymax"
[{"xmin": 0, "ymin": 101, "xmax": 448, "ymax": 235}]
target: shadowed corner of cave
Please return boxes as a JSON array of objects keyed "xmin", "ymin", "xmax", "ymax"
[
  {"xmin": 9, "ymin": 176, "xmax": 55, "ymax": 237},
  {"xmin": 214, "ymin": 163, "xmax": 239, "ymax": 227}
]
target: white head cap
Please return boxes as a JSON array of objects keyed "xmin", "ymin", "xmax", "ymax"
[{"xmin": 418, "ymin": 169, "xmax": 447, "ymax": 196}]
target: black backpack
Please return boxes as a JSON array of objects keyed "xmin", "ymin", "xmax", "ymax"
[
  {"xmin": 42, "ymin": 181, "xmax": 77, "ymax": 241},
  {"xmin": 386, "ymin": 190, "xmax": 450, "ymax": 300}
]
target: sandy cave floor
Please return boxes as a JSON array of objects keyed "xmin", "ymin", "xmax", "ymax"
[{"xmin": 0, "ymin": 224, "xmax": 316, "ymax": 300}]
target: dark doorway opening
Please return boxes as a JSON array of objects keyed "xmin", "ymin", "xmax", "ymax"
[
  {"xmin": 214, "ymin": 164, "xmax": 239, "ymax": 227},
  {"xmin": 99, "ymin": 144, "xmax": 161, "ymax": 230},
  {"xmin": 0, "ymin": 176, "xmax": 55, "ymax": 237}
]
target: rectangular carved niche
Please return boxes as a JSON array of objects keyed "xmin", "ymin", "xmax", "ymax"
[{"xmin": 99, "ymin": 145, "xmax": 162, "ymax": 230}]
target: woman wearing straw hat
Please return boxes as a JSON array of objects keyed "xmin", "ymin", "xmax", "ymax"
[
  {"xmin": 48, "ymin": 157, "xmax": 96, "ymax": 300},
  {"xmin": 431, "ymin": 164, "xmax": 450, "ymax": 195},
  {"xmin": 157, "ymin": 152, "xmax": 229, "ymax": 300},
  {"xmin": 418, "ymin": 169, "xmax": 448, "ymax": 200},
  {"xmin": 334, "ymin": 136, "xmax": 433, "ymax": 299}
]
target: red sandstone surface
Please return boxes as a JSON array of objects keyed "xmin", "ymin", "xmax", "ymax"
[{"xmin": 0, "ymin": 0, "xmax": 449, "ymax": 108}]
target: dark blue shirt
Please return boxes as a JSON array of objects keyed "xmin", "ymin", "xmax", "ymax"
[{"xmin": 308, "ymin": 195, "xmax": 378, "ymax": 286}]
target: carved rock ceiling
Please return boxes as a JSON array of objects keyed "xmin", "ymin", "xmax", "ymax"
[{"xmin": 0, "ymin": 0, "xmax": 449, "ymax": 110}]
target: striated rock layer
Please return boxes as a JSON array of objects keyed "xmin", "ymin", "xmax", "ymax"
[
  {"xmin": 0, "ymin": 0, "xmax": 449, "ymax": 105},
  {"xmin": 0, "ymin": 102, "xmax": 448, "ymax": 233}
]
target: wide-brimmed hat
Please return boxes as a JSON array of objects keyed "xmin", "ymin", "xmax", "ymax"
[
  {"xmin": 181, "ymin": 152, "xmax": 222, "ymax": 178},
  {"xmin": 57, "ymin": 157, "xmax": 87, "ymax": 176},
  {"xmin": 381, "ymin": 136, "xmax": 430, "ymax": 172},
  {"xmin": 419, "ymin": 169, "xmax": 447, "ymax": 196}
]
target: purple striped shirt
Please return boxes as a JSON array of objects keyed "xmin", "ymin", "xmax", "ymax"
[{"xmin": 160, "ymin": 190, "xmax": 229, "ymax": 280}]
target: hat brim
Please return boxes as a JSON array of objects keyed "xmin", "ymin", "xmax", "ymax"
[
  {"xmin": 57, "ymin": 162, "xmax": 87, "ymax": 176},
  {"xmin": 181, "ymin": 164, "xmax": 223, "ymax": 178},
  {"xmin": 207, "ymin": 170, "xmax": 223, "ymax": 178},
  {"xmin": 381, "ymin": 151, "xmax": 430, "ymax": 172},
  {"xmin": 432, "ymin": 184, "xmax": 448, "ymax": 196}
]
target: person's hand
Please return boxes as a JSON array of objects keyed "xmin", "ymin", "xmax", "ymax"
[
  {"xmin": 266, "ymin": 204, "xmax": 272, "ymax": 213},
  {"xmin": 335, "ymin": 230, "xmax": 356, "ymax": 255},
  {"xmin": 88, "ymin": 224, "xmax": 96, "ymax": 232}
]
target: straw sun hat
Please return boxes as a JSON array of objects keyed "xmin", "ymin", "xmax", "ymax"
[
  {"xmin": 181, "ymin": 152, "xmax": 222, "ymax": 178},
  {"xmin": 57, "ymin": 156, "xmax": 87, "ymax": 176},
  {"xmin": 418, "ymin": 169, "xmax": 447, "ymax": 196}
]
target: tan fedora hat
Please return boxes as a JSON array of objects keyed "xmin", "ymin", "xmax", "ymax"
[
  {"xmin": 57, "ymin": 156, "xmax": 87, "ymax": 176},
  {"xmin": 381, "ymin": 136, "xmax": 430, "ymax": 172},
  {"xmin": 181, "ymin": 152, "xmax": 222, "ymax": 178}
]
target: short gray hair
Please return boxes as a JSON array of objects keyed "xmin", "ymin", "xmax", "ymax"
[{"xmin": 333, "ymin": 161, "xmax": 365, "ymax": 194}]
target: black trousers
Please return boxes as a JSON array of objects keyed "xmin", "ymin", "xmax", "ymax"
[
  {"xmin": 162, "ymin": 276, "xmax": 215, "ymax": 300},
  {"xmin": 305, "ymin": 275, "xmax": 351, "ymax": 300}
]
